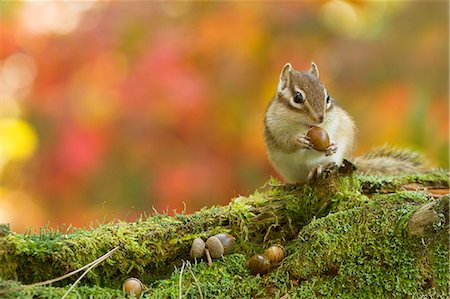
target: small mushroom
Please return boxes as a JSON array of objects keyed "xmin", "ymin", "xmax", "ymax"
[
  {"xmin": 248, "ymin": 254, "xmax": 270, "ymax": 275},
  {"xmin": 306, "ymin": 126, "xmax": 330, "ymax": 151},
  {"xmin": 190, "ymin": 237, "xmax": 206, "ymax": 259},
  {"xmin": 205, "ymin": 236, "xmax": 224, "ymax": 258},
  {"xmin": 123, "ymin": 277, "xmax": 144, "ymax": 297},
  {"xmin": 264, "ymin": 245, "xmax": 286, "ymax": 264},
  {"xmin": 214, "ymin": 233, "xmax": 235, "ymax": 255}
]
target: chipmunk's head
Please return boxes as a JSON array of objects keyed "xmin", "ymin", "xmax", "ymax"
[{"xmin": 274, "ymin": 62, "xmax": 333, "ymax": 126}]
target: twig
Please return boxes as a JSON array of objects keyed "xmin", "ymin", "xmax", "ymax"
[
  {"xmin": 186, "ymin": 261, "xmax": 203, "ymax": 299},
  {"xmin": 34, "ymin": 246, "xmax": 121, "ymax": 288},
  {"xmin": 179, "ymin": 260, "xmax": 186, "ymax": 299},
  {"xmin": 0, "ymin": 246, "xmax": 121, "ymax": 296},
  {"xmin": 61, "ymin": 245, "xmax": 121, "ymax": 299},
  {"xmin": 263, "ymin": 220, "xmax": 279, "ymax": 243}
]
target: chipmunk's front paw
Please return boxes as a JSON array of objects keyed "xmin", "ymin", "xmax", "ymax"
[
  {"xmin": 325, "ymin": 142, "xmax": 337, "ymax": 156},
  {"xmin": 307, "ymin": 162, "xmax": 338, "ymax": 182},
  {"xmin": 296, "ymin": 134, "xmax": 313, "ymax": 150}
]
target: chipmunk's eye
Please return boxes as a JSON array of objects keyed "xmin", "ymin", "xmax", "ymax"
[
  {"xmin": 326, "ymin": 95, "xmax": 331, "ymax": 108},
  {"xmin": 293, "ymin": 92, "xmax": 304, "ymax": 104}
]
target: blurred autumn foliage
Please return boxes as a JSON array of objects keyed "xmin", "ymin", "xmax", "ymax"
[{"xmin": 0, "ymin": 1, "xmax": 448, "ymax": 232}]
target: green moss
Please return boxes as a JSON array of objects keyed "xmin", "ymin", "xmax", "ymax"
[
  {"xmin": 402, "ymin": 170, "xmax": 449, "ymax": 187},
  {"xmin": 431, "ymin": 241, "xmax": 450, "ymax": 289},
  {"xmin": 0, "ymin": 223, "xmax": 10, "ymax": 237},
  {"xmin": 283, "ymin": 193, "xmax": 449, "ymax": 298},
  {"xmin": 358, "ymin": 170, "xmax": 449, "ymax": 194},
  {"xmin": 148, "ymin": 254, "xmax": 259, "ymax": 298},
  {"xmin": 0, "ymin": 280, "xmax": 122, "ymax": 299},
  {"xmin": 0, "ymin": 170, "xmax": 448, "ymax": 298},
  {"xmin": 148, "ymin": 254, "xmax": 301, "ymax": 298}
]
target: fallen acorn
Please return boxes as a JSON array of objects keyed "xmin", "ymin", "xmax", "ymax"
[
  {"xmin": 264, "ymin": 244, "xmax": 286, "ymax": 264},
  {"xmin": 214, "ymin": 233, "xmax": 235, "ymax": 255},
  {"xmin": 123, "ymin": 277, "xmax": 144, "ymax": 297},
  {"xmin": 264, "ymin": 245, "xmax": 286, "ymax": 264},
  {"xmin": 248, "ymin": 254, "xmax": 270, "ymax": 275}
]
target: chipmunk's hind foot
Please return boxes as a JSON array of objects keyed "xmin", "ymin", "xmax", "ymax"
[{"xmin": 307, "ymin": 162, "xmax": 339, "ymax": 182}]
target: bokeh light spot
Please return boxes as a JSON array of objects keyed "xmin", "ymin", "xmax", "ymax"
[
  {"xmin": 20, "ymin": 1, "xmax": 97, "ymax": 35},
  {"xmin": 0, "ymin": 53, "xmax": 37, "ymax": 97},
  {"xmin": 320, "ymin": 0, "xmax": 363, "ymax": 38},
  {"xmin": 0, "ymin": 118, "xmax": 38, "ymax": 163}
]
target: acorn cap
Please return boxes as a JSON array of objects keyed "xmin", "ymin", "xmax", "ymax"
[
  {"xmin": 190, "ymin": 237, "xmax": 206, "ymax": 259},
  {"xmin": 205, "ymin": 236, "xmax": 224, "ymax": 258},
  {"xmin": 214, "ymin": 233, "xmax": 236, "ymax": 255}
]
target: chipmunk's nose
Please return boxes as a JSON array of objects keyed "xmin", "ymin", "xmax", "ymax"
[{"xmin": 318, "ymin": 115, "xmax": 324, "ymax": 123}]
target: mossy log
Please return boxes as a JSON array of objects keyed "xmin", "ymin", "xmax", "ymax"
[{"xmin": 0, "ymin": 169, "xmax": 448, "ymax": 298}]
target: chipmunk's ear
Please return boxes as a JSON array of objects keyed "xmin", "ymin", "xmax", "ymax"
[
  {"xmin": 309, "ymin": 62, "xmax": 319, "ymax": 78},
  {"xmin": 278, "ymin": 63, "xmax": 293, "ymax": 92}
]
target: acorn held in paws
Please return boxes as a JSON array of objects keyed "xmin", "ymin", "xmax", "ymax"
[{"xmin": 306, "ymin": 126, "xmax": 330, "ymax": 151}]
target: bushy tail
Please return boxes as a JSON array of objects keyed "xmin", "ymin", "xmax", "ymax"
[{"xmin": 353, "ymin": 145, "xmax": 430, "ymax": 175}]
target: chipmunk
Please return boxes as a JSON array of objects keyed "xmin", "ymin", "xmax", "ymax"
[{"xmin": 264, "ymin": 62, "xmax": 428, "ymax": 184}]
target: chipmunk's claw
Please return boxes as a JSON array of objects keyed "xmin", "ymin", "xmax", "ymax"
[
  {"xmin": 323, "ymin": 162, "xmax": 339, "ymax": 176},
  {"xmin": 325, "ymin": 143, "xmax": 337, "ymax": 156},
  {"xmin": 307, "ymin": 164, "xmax": 324, "ymax": 182},
  {"xmin": 307, "ymin": 162, "xmax": 338, "ymax": 182},
  {"xmin": 296, "ymin": 134, "xmax": 313, "ymax": 150}
]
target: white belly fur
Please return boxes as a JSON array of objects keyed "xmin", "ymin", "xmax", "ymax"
[
  {"xmin": 270, "ymin": 124, "xmax": 349, "ymax": 183},
  {"xmin": 270, "ymin": 148, "xmax": 344, "ymax": 183}
]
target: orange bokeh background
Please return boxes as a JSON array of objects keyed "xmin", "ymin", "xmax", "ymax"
[{"xmin": 0, "ymin": 1, "xmax": 448, "ymax": 232}]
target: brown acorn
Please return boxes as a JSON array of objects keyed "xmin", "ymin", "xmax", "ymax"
[
  {"xmin": 248, "ymin": 254, "xmax": 270, "ymax": 275},
  {"xmin": 123, "ymin": 277, "xmax": 144, "ymax": 297},
  {"xmin": 214, "ymin": 233, "xmax": 235, "ymax": 255},
  {"xmin": 205, "ymin": 236, "xmax": 224, "ymax": 258},
  {"xmin": 306, "ymin": 126, "xmax": 330, "ymax": 151},
  {"xmin": 264, "ymin": 245, "xmax": 286, "ymax": 264},
  {"xmin": 190, "ymin": 237, "xmax": 206, "ymax": 259}
]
